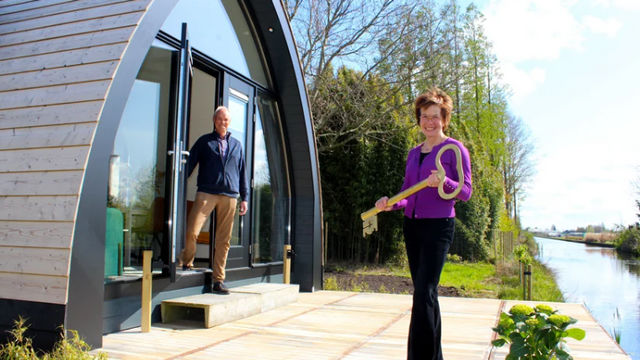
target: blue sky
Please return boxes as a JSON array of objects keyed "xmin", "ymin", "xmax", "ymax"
[{"xmin": 461, "ymin": 0, "xmax": 640, "ymax": 231}]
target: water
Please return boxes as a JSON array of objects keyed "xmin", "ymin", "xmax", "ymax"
[{"xmin": 534, "ymin": 237, "xmax": 640, "ymax": 359}]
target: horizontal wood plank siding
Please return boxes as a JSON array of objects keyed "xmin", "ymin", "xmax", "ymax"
[
  {"xmin": 0, "ymin": 80, "xmax": 110, "ymax": 109},
  {"xmin": 0, "ymin": 0, "xmax": 153, "ymax": 307},
  {"xmin": 0, "ymin": 101, "xmax": 103, "ymax": 130},
  {"xmin": 0, "ymin": 0, "xmax": 72, "ymax": 16},
  {"xmin": 0, "ymin": 171, "xmax": 83, "ymax": 195},
  {"xmin": 0, "ymin": 146, "xmax": 90, "ymax": 172},
  {"xmin": 0, "ymin": 60, "xmax": 118, "ymax": 92},
  {"xmin": 0, "ymin": 43, "xmax": 125, "ymax": 76},
  {"xmin": 0, "ymin": 221, "xmax": 74, "ymax": 248},
  {"xmin": 0, "ymin": 196, "xmax": 78, "ymax": 221},
  {"xmin": 0, "ymin": 12, "xmax": 143, "ymax": 47},
  {"xmin": 0, "ymin": 123, "xmax": 97, "ymax": 150},
  {"xmin": 0, "ymin": 0, "xmax": 128, "ymax": 24},
  {"xmin": 0, "ymin": 272, "xmax": 67, "ymax": 303},
  {"xmin": 0, "ymin": 27, "xmax": 134, "ymax": 60},
  {"xmin": 0, "ymin": 1, "xmax": 148, "ymax": 35},
  {"xmin": 0, "ymin": 246, "xmax": 69, "ymax": 275},
  {"xmin": 0, "ymin": 0, "xmax": 38, "ymax": 9}
]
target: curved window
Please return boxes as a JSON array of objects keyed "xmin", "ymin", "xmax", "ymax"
[
  {"xmin": 161, "ymin": 0, "xmax": 269, "ymax": 86},
  {"xmin": 252, "ymin": 95, "xmax": 290, "ymax": 264}
]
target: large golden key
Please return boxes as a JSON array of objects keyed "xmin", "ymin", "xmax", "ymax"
[{"xmin": 361, "ymin": 143, "xmax": 464, "ymax": 237}]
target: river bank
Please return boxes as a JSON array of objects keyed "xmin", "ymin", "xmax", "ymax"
[{"xmin": 534, "ymin": 234, "xmax": 616, "ymax": 248}]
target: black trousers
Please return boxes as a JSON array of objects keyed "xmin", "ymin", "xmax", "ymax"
[{"xmin": 403, "ymin": 217, "xmax": 455, "ymax": 360}]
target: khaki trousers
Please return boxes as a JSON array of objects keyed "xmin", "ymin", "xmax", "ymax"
[{"xmin": 179, "ymin": 192, "xmax": 237, "ymax": 282}]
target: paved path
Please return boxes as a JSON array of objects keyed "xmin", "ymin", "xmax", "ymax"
[{"xmin": 97, "ymin": 291, "xmax": 630, "ymax": 359}]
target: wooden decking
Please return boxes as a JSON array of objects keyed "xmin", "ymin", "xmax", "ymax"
[{"xmin": 97, "ymin": 291, "xmax": 630, "ymax": 360}]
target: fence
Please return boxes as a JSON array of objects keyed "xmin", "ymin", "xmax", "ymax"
[{"xmin": 498, "ymin": 231, "xmax": 515, "ymax": 261}]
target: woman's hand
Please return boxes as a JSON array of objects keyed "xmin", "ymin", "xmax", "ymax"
[
  {"xmin": 426, "ymin": 170, "xmax": 442, "ymax": 187},
  {"xmin": 375, "ymin": 197, "xmax": 392, "ymax": 211}
]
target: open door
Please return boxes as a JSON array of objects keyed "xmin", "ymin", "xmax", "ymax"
[
  {"xmin": 167, "ymin": 23, "xmax": 193, "ymax": 282},
  {"xmin": 220, "ymin": 75, "xmax": 254, "ymax": 270}
]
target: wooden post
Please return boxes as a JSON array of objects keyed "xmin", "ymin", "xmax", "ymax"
[
  {"xmin": 283, "ymin": 244, "xmax": 291, "ymax": 284},
  {"xmin": 519, "ymin": 261, "xmax": 524, "ymax": 288},
  {"xmin": 141, "ymin": 250, "xmax": 152, "ymax": 333},
  {"xmin": 527, "ymin": 265, "xmax": 533, "ymax": 301}
]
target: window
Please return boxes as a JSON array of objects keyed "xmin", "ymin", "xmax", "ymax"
[
  {"xmin": 161, "ymin": 0, "xmax": 269, "ymax": 86},
  {"xmin": 252, "ymin": 95, "xmax": 290, "ymax": 263}
]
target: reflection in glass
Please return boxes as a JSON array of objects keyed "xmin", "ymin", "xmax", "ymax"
[
  {"xmin": 105, "ymin": 44, "xmax": 174, "ymax": 281},
  {"xmin": 252, "ymin": 96, "xmax": 289, "ymax": 264},
  {"xmin": 160, "ymin": 0, "xmax": 268, "ymax": 86},
  {"xmin": 228, "ymin": 92, "xmax": 248, "ymax": 246}
]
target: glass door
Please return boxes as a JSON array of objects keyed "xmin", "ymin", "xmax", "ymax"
[
  {"xmin": 104, "ymin": 40, "xmax": 177, "ymax": 282},
  {"xmin": 166, "ymin": 23, "xmax": 193, "ymax": 282},
  {"xmin": 221, "ymin": 75, "xmax": 254, "ymax": 269}
]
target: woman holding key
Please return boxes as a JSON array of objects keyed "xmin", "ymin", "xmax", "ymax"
[{"xmin": 375, "ymin": 87, "xmax": 473, "ymax": 360}]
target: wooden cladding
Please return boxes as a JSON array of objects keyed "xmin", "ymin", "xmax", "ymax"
[{"xmin": 0, "ymin": 0, "xmax": 152, "ymax": 304}]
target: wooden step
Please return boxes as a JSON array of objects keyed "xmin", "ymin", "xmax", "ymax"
[{"xmin": 161, "ymin": 283, "xmax": 299, "ymax": 328}]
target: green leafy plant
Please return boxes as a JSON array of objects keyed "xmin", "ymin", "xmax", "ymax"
[
  {"xmin": 323, "ymin": 276, "xmax": 339, "ymax": 290},
  {"xmin": 446, "ymin": 253, "xmax": 463, "ymax": 263},
  {"xmin": 0, "ymin": 317, "xmax": 107, "ymax": 360},
  {"xmin": 492, "ymin": 304, "xmax": 585, "ymax": 360},
  {"xmin": 513, "ymin": 245, "xmax": 533, "ymax": 265}
]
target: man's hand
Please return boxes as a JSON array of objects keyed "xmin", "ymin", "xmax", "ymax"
[{"xmin": 239, "ymin": 201, "xmax": 248, "ymax": 216}]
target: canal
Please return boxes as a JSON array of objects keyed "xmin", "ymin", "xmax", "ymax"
[{"xmin": 535, "ymin": 236, "xmax": 639, "ymax": 359}]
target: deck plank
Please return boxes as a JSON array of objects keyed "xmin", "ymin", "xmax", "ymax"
[{"xmin": 97, "ymin": 292, "xmax": 631, "ymax": 360}]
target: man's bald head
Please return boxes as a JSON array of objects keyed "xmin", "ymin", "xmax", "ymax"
[
  {"xmin": 213, "ymin": 106, "xmax": 231, "ymax": 137},
  {"xmin": 213, "ymin": 106, "xmax": 229, "ymax": 121}
]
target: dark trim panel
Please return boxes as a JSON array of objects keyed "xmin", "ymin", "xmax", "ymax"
[
  {"xmin": 0, "ymin": 299, "xmax": 65, "ymax": 351},
  {"xmin": 246, "ymin": 0, "xmax": 323, "ymax": 291},
  {"xmin": 67, "ymin": 0, "xmax": 180, "ymax": 349}
]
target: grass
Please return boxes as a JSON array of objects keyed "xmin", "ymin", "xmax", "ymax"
[
  {"xmin": 323, "ymin": 256, "xmax": 564, "ymax": 302},
  {"xmin": 495, "ymin": 258, "xmax": 564, "ymax": 302}
]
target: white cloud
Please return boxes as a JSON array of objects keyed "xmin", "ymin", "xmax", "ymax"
[
  {"xmin": 500, "ymin": 64, "xmax": 546, "ymax": 105},
  {"xmin": 582, "ymin": 15, "xmax": 623, "ymax": 37},
  {"xmin": 484, "ymin": 0, "xmax": 584, "ymax": 63},
  {"xmin": 592, "ymin": 0, "xmax": 640, "ymax": 10}
]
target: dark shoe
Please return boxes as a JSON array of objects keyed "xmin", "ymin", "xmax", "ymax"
[
  {"xmin": 212, "ymin": 282, "xmax": 230, "ymax": 294},
  {"xmin": 182, "ymin": 264, "xmax": 194, "ymax": 271}
]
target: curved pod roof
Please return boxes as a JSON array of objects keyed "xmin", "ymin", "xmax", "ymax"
[{"xmin": 0, "ymin": 0, "xmax": 319, "ymax": 314}]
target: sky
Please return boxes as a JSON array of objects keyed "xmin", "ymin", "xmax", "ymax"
[{"xmin": 458, "ymin": 0, "xmax": 640, "ymax": 231}]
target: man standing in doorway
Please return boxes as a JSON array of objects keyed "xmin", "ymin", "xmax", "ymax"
[{"xmin": 178, "ymin": 106, "xmax": 248, "ymax": 294}]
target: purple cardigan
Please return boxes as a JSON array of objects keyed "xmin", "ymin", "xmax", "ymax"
[{"xmin": 391, "ymin": 137, "xmax": 472, "ymax": 218}]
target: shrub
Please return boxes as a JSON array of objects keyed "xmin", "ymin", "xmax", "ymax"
[
  {"xmin": 447, "ymin": 253, "xmax": 463, "ymax": 263},
  {"xmin": 492, "ymin": 304, "xmax": 585, "ymax": 359},
  {"xmin": 324, "ymin": 276, "xmax": 339, "ymax": 291},
  {"xmin": 513, "ymin": 245, "xmax": 533, "ymax": 265},
  {"xmin": 0, "ymin": 317, "xmax": 107, "ymax": 360},
  {"xmin": 584, "ymin": 232, "xmax": 616, "ymax": 243},
  {"xmin": 615, "ymin": 227, "xmax": 640, "ymax": 256}
]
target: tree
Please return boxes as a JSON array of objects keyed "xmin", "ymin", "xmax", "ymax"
[
  {"xmin": 551, "ymin": 224, "xmax": 556, "ymax": 231},
  {"xmin": 285, "ymin": 0, "xmax": 535, "ymax": 263},
  {"xmin": 285, "ymin": 0, "xmax": 424, "ymax": 153},
  {"xmin": 502, "ymin": 114, "xmax": 535, "ymax": 220}
]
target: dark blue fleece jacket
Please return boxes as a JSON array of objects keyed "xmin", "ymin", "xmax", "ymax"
[{"xmin": 187, "ymin": 132, "xmax": 248, "ymax": 201}]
